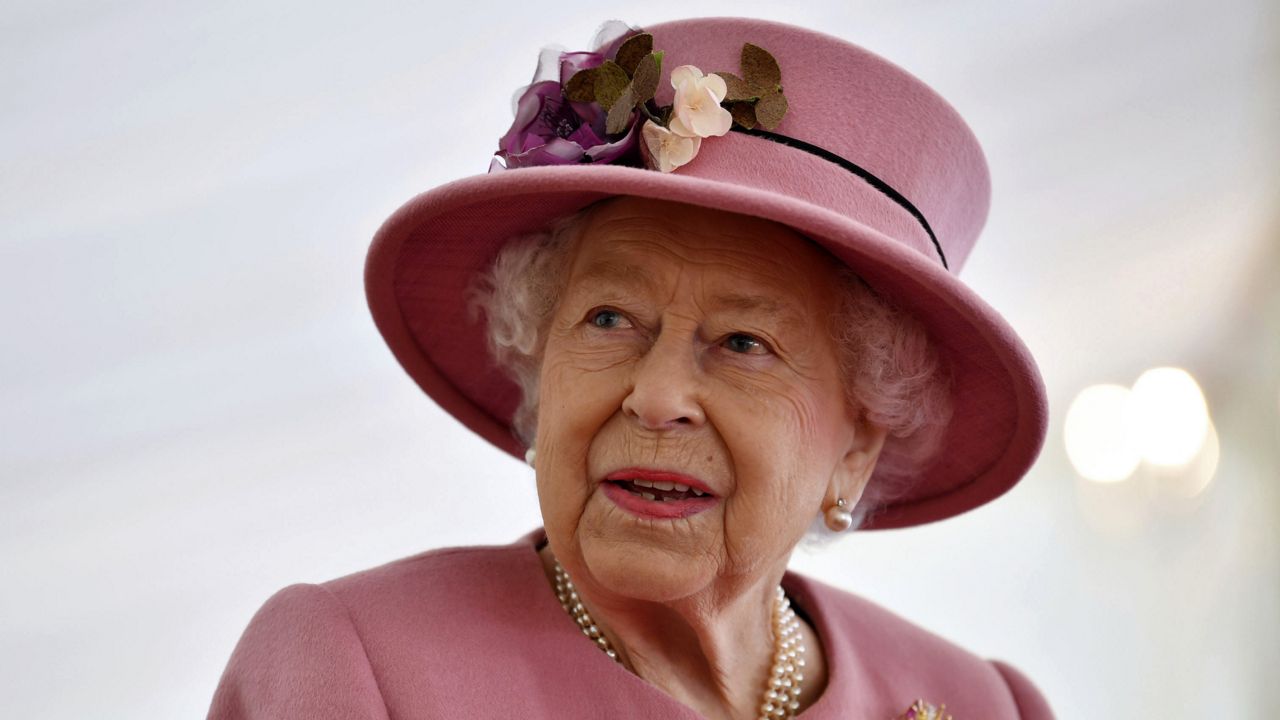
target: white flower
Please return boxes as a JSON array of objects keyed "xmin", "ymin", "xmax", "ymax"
[
  {"xmin": 642, "ymin": 120, "xmax": 702, "ymax": 173},
  {"xmin": 668, "ymin": 65, "xmax": 733, "ymax": 139}
]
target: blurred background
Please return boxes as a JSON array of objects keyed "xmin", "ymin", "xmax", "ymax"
[{"xmin": 2, "ymin": 0, "xmax": 1277, "ymax": 717}]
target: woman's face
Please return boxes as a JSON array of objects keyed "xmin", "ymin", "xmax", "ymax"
[{"xmin": 535, "ymin": 196, "xmax": 885, "ymax": 602}]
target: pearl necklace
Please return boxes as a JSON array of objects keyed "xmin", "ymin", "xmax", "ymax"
[{"xmin": 552, "ymin": 560, "xmax": 807, "ymax": 720}]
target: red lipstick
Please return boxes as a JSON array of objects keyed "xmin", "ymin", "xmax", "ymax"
[{"xmin": 601, "ymin": 467, "xmax": 719, "ymax": 519}]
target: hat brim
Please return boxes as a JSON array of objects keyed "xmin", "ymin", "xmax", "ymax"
[{"xmin": 366, "ymin": 159, "xmax": 1047, "ymax": 530}]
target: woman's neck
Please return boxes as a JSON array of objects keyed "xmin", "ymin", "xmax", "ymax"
[{"xmin": 536, "ymin": 544, "xmax": 827, "ymax": 720}]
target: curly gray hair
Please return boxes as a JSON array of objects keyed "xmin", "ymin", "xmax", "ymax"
[{"xmin": 466, "ymin": 199, "xmax": 953, "ymax": 533}]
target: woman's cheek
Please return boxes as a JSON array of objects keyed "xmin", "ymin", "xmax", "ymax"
[
  {"xmin": 539, "ymin": 349, "xmax": 632, "ymax": 451},
  {"xmin": 711, "ymin": 365, "xmax": 810, "ymax": 421}
]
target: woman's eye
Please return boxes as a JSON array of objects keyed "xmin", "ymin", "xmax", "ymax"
[
  {"xmin": 724, "ymin": 333, "xmax": 768, "ymax": 355},
  {"xmin": 588, "ymin": 308, "xmax": 630, "ymax": 329}
]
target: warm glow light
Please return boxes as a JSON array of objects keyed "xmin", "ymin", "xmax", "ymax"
[
  {"xmin": 1164, "ymin": 420, "xmax": 1220, "ymax": 498},
  {"xmin": 1065, "ymin": 384, "xmax": 1141, "ymax": 482},
  {"xmin": 1127, "ymin": 367, "xmax": 1210, "ymax": 466}
]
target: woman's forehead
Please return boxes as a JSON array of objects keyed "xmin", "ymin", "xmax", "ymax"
[
  {"xmin": 572, "ymin": 198, "xmax": 840, "ymax": 287},
  {"xmin": 570, "ymin": 254, "xmax": 808, "ymax": 325}
]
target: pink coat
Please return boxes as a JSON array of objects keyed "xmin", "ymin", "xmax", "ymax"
[{"xmin": 208, "ymin": 528, "xmax": 1054, "ymax": 719}]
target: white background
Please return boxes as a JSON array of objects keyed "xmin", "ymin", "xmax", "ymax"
[{"xmin": 2, "ymin": 1, "xmax": 1277, "ymax": 717}]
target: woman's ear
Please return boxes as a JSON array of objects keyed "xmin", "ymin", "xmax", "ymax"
[{"xmin": 829, "ymin": 411, "xmax": 888, "ymax": 505}]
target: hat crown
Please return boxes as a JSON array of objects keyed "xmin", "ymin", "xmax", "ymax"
[{"xmin": 626, "ymin": 17, "xmax": 991, "ymax": 273}]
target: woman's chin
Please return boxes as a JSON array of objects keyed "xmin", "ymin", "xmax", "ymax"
[
  {"xmin": 574, "ymin": 494, "xmax": 722, "ymax": 601},
  {"xmin": 580, "ymin": 539, "xmax": 715, "ymax": 603}
]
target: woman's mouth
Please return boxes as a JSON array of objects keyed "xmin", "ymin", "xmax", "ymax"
[{"xmin": 601, "ymin": 469, "xmax": 719, "ymax": 519}]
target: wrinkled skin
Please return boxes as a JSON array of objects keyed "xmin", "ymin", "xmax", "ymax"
[{"xmin": 532, "ymin": 196, "xmax": 887, "ymax": 719}]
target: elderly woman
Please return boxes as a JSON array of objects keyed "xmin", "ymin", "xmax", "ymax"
[{"xmin": 208, "ymin": 17, "xmax": 1052, "ymax": 720}]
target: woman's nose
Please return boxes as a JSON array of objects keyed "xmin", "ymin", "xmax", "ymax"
[{"xmin": 621, "ymin": 332, "xmax": 707, "ymax": 431}]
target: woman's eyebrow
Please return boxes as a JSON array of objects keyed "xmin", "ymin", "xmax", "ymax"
[
  {"xmin": 574, "ymin": 262, "xmax": 803, "ymax": 322},
  {"xmin": 710, "ymin": 293, "xmax": 804, "ymax": 327},
  {"xmin": 573, "ymin": 259, "xmax": 659, "ymax": 293}
]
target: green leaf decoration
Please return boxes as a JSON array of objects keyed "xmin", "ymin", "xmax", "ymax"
[
  {"xmin": 729, "ymin": 101, "xmax": 757, "ymax": 129},
  {"xmin": 564, "ymin": 67, "xmax": 598, "ymax": 103},
  {"xmin": 630, "ymin": 52, "xmax": 661, "ymax": 105},
  {"xmin": 741, "ymin": 42, "xmax": 782, "ymax": 90},
  {"xmin": 718, "ymin": 43, "xmax": 789, "ymax": 130},
  {"xmin": 594, "ymin": 60, "xmax": 630, "ymax": 111},
  {"xmin": 715, "ymin": 71, "xmax": 757, "ymax": 102},
  {"xmin": 614, "ymin": 32, "xmax": 653, "ymax": 77},
  {"xmin": 754, "ymin": 90, "xmax": 788, "ymax": 130},
  {"xmin": 606, "ymin": 86, "xmax": 636, "ymax": 134}
]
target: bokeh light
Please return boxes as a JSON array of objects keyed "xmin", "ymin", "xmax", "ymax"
[
  {"xmin": 1161, "ymin": 419, "xmax": 1221, "ymax": 499},
  {"xmin": 1126, "ymin": 367, "xmax": 1210, "ymax": 466},
  {"xmin": 1065, "ymin": 384, "xmax": 1141, "ymax": 482}
]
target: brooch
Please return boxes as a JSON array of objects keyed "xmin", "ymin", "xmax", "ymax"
[{"xmin": 894, "ymin": 699, "xmax": 953, "ymax": 720}]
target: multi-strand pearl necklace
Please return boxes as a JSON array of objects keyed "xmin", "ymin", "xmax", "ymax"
[{"xmin": 552, "ymin": 560, "xmax": 807, "ymax": 720}]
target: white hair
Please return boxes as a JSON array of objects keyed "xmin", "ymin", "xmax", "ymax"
[{"xmin": 466, "ymin": 199, "xmax": 953, "ymax": 533}]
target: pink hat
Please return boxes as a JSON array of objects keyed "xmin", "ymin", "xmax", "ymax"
[{"xmin": 365, "ymin": 16, "xmax": 1048, "ymax": 529}]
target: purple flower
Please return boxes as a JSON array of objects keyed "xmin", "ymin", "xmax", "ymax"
[{"xmin": 492, "ymin": 50, "xmax": 642, "ymax": 171}]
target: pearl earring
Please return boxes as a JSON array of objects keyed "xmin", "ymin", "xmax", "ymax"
[
  {"xmin": 824, "ymin": 497, "xmax": 853, "ymax": 532},
  {"xmin": 524, "ymin": 448, "xmax": 536, "ymax": 469}
]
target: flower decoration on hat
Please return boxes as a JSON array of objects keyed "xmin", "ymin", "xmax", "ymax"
[{"xmin": 491, "ymin": 26, "xmax": 790, "ymax": 174}]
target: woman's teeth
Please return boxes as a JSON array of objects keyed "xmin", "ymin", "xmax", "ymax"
[{"xmin": 624, "ymin": 478, "xmax": 709, "ymax": 499}]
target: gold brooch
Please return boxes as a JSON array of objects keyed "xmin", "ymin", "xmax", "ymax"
[{"xmin": 893, "ymin": 699, "xmax": 953, "ymax": 720}]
